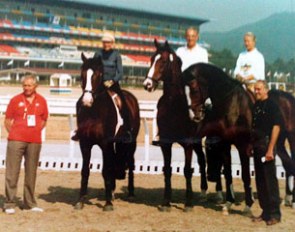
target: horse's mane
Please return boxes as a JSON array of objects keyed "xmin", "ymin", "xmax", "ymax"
[{"xmin": 184, "ymin": 62, "xmax": 243, "ymax": 98}]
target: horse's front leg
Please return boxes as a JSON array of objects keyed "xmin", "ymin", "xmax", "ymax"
[
  {"xmin": 221, "ymin": 144, "xmax": 235, "ymax": 215},
  {"xmin": 158, "ymin": 143, "xmax": 172, "ymax": 212},
  {"xmin": 193, "ymin": 141, "xmax": 208, "ymax": 199},
  {"xmin": 126, "ymin": 142, "xmax": 136, "ymax": 198},
  {"xmin": 238, "ymin": 146, "xmax": 254, "ymax": 216},
  {"xmin": 101, "ymin": 143, "xmax": 116, "ymax": 211},
  {"xmin": 284, "ymin": 134, "xmax": 295, "ymax": 209},
  {"xmin": 183, "ymin": 145, "xmax": 194, "ymax": 212},
  {"xmin": 75, "ymin": 140, "xmax": 92, "ymax": 210}
]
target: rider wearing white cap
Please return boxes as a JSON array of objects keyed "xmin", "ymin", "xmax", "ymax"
[
  {"xmin": 95, "ymin": 32, "xmax": 132, "ymax": 142},
  {"xmin": 72, "ymin": 32, "xmax": 131, "ymax": 142}
]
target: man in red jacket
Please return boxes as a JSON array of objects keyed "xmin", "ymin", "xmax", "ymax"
[{"xmin": 3, "ymin": 75, "xmax": 48, "ymax": 214}]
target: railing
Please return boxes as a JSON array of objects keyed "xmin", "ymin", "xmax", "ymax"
[{"xmin": 0, "ymin": 96, "xmax": 158, "ymax": 162}]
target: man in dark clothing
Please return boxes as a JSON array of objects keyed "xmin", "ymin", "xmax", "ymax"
[{"xmin": 251, "ymin": 80, "xmax": 282, "ymax": 226}]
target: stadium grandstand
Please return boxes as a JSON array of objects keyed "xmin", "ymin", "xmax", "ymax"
[{"xmin": 0, "ymin": 0, "xmax": 208, "ymax": 84}]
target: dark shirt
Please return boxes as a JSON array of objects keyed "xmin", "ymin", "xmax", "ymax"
[
  {"xmin": 93, "ymin": 49, "xmax": 123, "ymax": 82},
  {"xmin": 252, "ymin": 97, "xmax": 283, "ymax": 140}
]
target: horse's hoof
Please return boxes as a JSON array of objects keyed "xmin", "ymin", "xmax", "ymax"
[
  {"xmin": 242, "ymin": 206, "xmax": 253, "ymax": 217},
  {"xmin": 215, "ymin": 191, "xmax": 224, "ymax": 204},
  {"xmin": 74, "ymin": 201, "xmax": 84, "ymax": 210},
  {"xmin": 127, "ymin": 194, "xmax": 136, "ymax": 201},
  {"xmin": 199, "ymin": 190, "xmax": 207, "ymax": 203},
  {"xmin": 222, "ymin": 208, "xmax": 229, "ymax": 216},
  {"xmin": 158, "ymin": 205, "xmax": 171, "ymax": 212},
  {"xmin": 183, "ymin": 206, "xmax": 193, "ymax": 212},
  {"xmin": 103, "ymin": 204, "xmax": 114, "ymax": 212},
  {"xmin": 222, "ymin": 202, "xmax": 232, "ymax": 216},
  {"xmin": 284, "ymin": 194, "xmax": 292, "ymax": 207}
]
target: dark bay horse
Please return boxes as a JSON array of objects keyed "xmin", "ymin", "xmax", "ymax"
[
  {"xmin": 143, "ymin": 40, "xmax": 208, "ymax": 212},
  {"xmin": 268, "ymin": 90, "xmax": 295, "ymax": 208},
  {"xmin": 74, "ymin": 53, "xmax": 140, "ymax": 211},
  {"xmin": 183, "ymin": 63, "xmax": 295, "ymax": 211}
]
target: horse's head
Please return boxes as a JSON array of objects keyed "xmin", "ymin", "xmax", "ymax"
[
  {"xmin": 182, "ymin": 64, "xmax": 210, "ymax": 122},
  {"xmin": 80, "ymin": 52, "xmax": 104, "ymax": 107},
  {"xmin": 143, "ymin": 39, "xmax": 182, "ymax": 92}
]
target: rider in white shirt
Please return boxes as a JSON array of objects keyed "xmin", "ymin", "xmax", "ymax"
[
  {"xmin": 176, "ymin": 27, "xmax": 209, "ymax": 122},
  {"xmin": 234, "ymin": 32, "xmax": 265, "ymax": 91},
  {"xmin": 176, "ymin": 39, "xmax": 208, "ymax": 71}
]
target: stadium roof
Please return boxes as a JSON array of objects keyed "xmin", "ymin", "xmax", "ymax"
[{"xmin": 18, "ymin": 0, "xmax": 208, "ymax": 26}]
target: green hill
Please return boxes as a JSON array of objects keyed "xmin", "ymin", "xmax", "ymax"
[{"xmin": 202, "ymin": 12, "xmax": 295, "ymax": 63}]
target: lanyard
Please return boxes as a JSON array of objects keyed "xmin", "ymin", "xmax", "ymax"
[{"xmin": 22, "ymin": 96, "xmax": 36, "ymax": 119}]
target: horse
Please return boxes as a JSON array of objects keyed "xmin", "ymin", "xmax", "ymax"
[
  {"xmin": 74, "ymin": 53, "xmax": 140, "ymax": 211},
  {"xmin": 183, "ymin": 62, "xmax": 295, "ymax": 212},
  {"xmin": 143, "ymin": 40, "xmax": 209, "ymax": 212},
  {"xmin": 268, "ymin": 90, "xmax": 295, "ymax": 208}
]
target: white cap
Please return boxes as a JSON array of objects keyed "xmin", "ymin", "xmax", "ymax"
[{"xmin": 101, "ymin": 32, "xmax": 115, "ymax": 42}]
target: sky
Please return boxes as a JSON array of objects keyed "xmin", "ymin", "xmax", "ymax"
[{"xmin": 70, "ymin": 0, "xmax": 294, "ymax": 32}]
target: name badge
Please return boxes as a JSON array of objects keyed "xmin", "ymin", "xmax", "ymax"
[{"xmin": 27, "ymin": 115, "xmax": 36, "ymax": 127}]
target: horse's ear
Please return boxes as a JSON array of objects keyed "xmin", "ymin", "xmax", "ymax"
[
  {"xmin": 164, "ymin": 40, "xmax": 169, "ymax": 48},
  {"xmin": 81, "ymin": 52, "xmax": 87, "ymax": 62},
  {"xmin": 154, "ymin": 39, "xmax": 160, "ymax": 49}
]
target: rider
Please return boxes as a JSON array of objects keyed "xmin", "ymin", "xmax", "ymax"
[
  {"xmin": 176, "ymin": 27, "xmax": 209, "ymax": 122},
  {"xmin": 72, "ymin": 32, "xmax": 131, "ymax": 142},
  {"xmin": 95, "ymin": 32, "xmax": 132, "ymax": 142},
  {"xmin": 234, "ymin": 32, "xmax": 265, "ymax": 92}
]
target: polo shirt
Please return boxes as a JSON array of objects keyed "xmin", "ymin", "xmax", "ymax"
[
  {"xmin": 176, "ymin": 44, "xmax": 209, "ymax": 71},
  {"xmin": 5, "ymin": 93, "xmax": 48, "ymax": 143},
  {"xmin": 234, "ymin": 48, "xmax": 265, "ymax": 81}
]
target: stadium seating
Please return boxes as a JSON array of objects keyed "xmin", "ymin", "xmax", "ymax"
[{"xmin": 0, "ymin": 44, "xmax": 20, "ymax": 54}]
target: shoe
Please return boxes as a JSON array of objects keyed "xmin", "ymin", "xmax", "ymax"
[
  {"xmin": 24, "ymin": 207, "xmax": 44, "ymax": 212},
  {"xmin": 252, "ymin": 215, "xmax": 264, "ymax": 222},
  {"xmin": 266, "ymin": 218, "xmax": 280, "ymax": 226},
  {"xmin": 4, "ymin": 208, "xmax": 15, "ymax": 215}
]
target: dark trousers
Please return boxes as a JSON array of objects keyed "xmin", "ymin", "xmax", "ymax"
[
  {"xmin": 253, "ymin": 140, "xmax": 281, "ymax": 220},
  {"xmin": 108, "ymin": 82, "xmax": 131, "ymax": 130}
]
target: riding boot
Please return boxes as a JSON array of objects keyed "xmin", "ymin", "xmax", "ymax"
[
  {"xmin": 187, "ymin": 79, "xmax": 204, "ymax": 122},
  {"xmin": 120, "ymin": 104, "xmax": 132, "ymax": 143}
]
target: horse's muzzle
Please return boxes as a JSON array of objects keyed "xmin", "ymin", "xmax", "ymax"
[
  {"xmin": 82, "ymin": 92, "xmax": 94, "ymax": 107},
  {"xmin": 143, "ymin": 77, "xmax": 154, "ymax": 92},
  {"xmin": 143, "ymin": 77, "xmax": 158, "ymax": 92}
]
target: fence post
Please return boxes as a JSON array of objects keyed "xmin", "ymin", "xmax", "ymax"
[
  {"xmin": 143, "ymin": 117, "xmax": 150, "ymax": 162},
  {"xmin": 68, "ymin": 114, "xmax": 75, "ymax": 158}
]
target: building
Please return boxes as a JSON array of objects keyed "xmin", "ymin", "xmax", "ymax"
[{"xmin": 0, "ymin": 0, "xmax": 208, "ymax": 83}]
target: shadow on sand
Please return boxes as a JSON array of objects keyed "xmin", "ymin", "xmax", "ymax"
[{"xmin": 38, "ymin": 184, "xmax": 249, "ymax": 215}]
